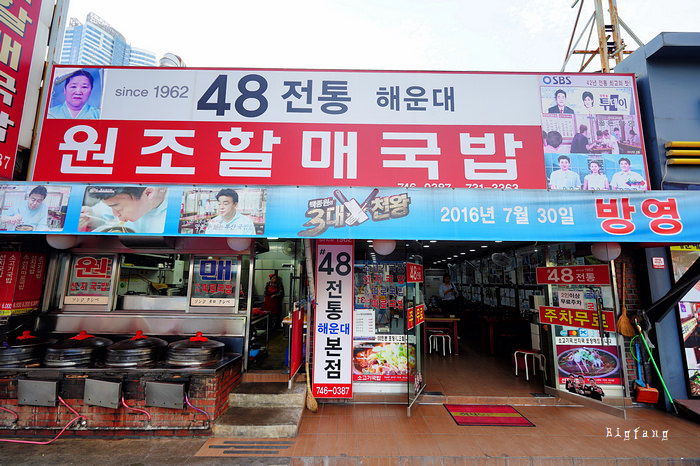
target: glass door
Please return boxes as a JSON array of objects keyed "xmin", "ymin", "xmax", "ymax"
[{"xmin": 407, "ymin": 264, "xmax": 425, "ymax": 415}]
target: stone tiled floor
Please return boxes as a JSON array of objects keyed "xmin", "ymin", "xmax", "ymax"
[{"xmin": 1, "ymin": 345, "xmax": 698, "ymax": 464}]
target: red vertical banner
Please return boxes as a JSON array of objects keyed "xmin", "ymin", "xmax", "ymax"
[
  {"xmin": 289, "ymin": 304, "xmax": 304, "ymax": 379},
  {"xmin": 0, "ymin": 252, "xmax": 44, "ymax": 314},
  {"xmin": 407, "ymin": 306, "xmax": 415, "ymax": 330},
  {"xmin": 0, "ymin": 252, "xmax": 18, "ymax": 312},
  {"xmin": 0, "ymin": 0, "xmax": 44, "ymax": 179},
  {"xmin": 312, "ymin": 239, "xmax": 353, "ymax": 398},
  {"xmin": 415, "ymin": 304, "xmax": 425, "ymax": 326}
]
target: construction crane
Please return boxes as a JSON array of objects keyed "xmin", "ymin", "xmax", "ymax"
[{"xmin": 562, "ymin": 0, "xmax": 644, "ymax": 73}]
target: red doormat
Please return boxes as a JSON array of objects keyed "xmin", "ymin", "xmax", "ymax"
[{"xmin": 444, "ymin": 404, "xmax": 534, "ymax": 427}]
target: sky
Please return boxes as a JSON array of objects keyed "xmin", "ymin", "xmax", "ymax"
[{"xmin": 65, "ymin": 0, "xmax": 696, "ymax": 72}]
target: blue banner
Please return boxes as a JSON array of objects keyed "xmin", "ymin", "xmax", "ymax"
[{"xmin": 0, "ymin": 182, "xmax": 697, "ymax": 243}]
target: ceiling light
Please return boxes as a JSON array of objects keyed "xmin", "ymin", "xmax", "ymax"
[
  {"xmin": 423, "ymin": 244, "xmax": 430, "ymax": 248},
  {"xmin": 495, "ymin": 240, "xmax": 502, "ymax": 243},
  {"xmin": 460, "ymin": 252, "xmax": 466, "ymax": 255},
  {"xmin": 429, "ymin": 240, "xmax": 437, "ymax": 243},
  {"xmin": 481, "ymin": 245, "xmax": 488, "ymax": 248},
  {"xmin": 469, "ymin": 249, "xmax": 475, "ymax": 252}
]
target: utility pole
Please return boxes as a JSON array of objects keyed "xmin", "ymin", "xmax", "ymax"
[{"xmin": 561, "ymin": 0, "xmax": 643, "ymax": 73}]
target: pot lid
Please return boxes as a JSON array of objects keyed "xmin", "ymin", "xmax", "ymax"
[
  {"xmin": 108, "ymin": 331, "xmax": 167, "ymax": 351},
  {"xmin": 49, "ymin": 331, "xmax": 113, "ymax": 350},
  {"xmin": 169, "ymin": 332, "xmax": 224, "ymax": 350},
  {"xmin": 3, "ymin": 331, "xmax": 56, "ymax": 349}
]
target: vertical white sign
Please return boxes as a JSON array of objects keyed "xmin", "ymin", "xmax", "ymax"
[{"xmin": 312, "ymin": 239, "xmax": 353, "ymax": 398}]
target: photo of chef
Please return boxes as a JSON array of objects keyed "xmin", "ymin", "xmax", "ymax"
[
  {"xmin": 47, "ymin": 68, "xmax": 103, "ymax": 120},
  {"xmin": 0, "ymin": 185, "xmax": 72, "ymax": 232},
  {"xmin": 79, "ymin": 186, "xmax": 169, "ymax": 233},
  {"xmin": 179, "ymin": 187, "xmax": 267, "ymax": 235}
]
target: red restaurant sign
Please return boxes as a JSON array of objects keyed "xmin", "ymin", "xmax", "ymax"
[
  {"xmin": 539, "ymin": 305, "xmax": 615, "ymax": 332},
  {"xmin": 536, "ymin": 265, "xmax": 610, "ymax": 285},
  {"xmin": 0, "ymin": 0, "xmax": 44, "ymax": 179}
]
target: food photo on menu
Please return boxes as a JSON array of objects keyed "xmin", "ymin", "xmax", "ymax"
[
  {"xmin": 352, "ymin": 340, "xmax": 416, "ymax": 381},
  {"xmin": 79, "ymin": 186, "xmax": 169, "ymax": 233},
  {"xmin": 0, "ymin": 185, "xmax": 71, "ymax": 232}
]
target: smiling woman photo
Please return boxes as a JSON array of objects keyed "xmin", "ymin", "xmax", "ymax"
[{"xmin": 48, "ymin": 69, "xmax": 101, "ymax": 119}]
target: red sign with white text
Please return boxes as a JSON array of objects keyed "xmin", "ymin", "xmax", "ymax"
[
  {"xmin": 32, "ymin": 120, "xmax": 544, "ymax": 188},
  {"xmin": 0, "ymin": 252, "xmax": 46, "ymax": 314},
  {"xmin": 536, "ymin": 265, "xmax": 610, "ymax": 285},
  {"xmin": 406, "ymin": 262, "xmax": 423, "ymax": 283},
  {"xmin": 539, "ymin": 305, "xmax": 615, "ymax": 332},
  {"xmin": 0, "ymin": 0, "xmax": 44, "ymax": 179}
]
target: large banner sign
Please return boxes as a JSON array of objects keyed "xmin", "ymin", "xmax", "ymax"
[
  {"xmin": 1, "ymin": 183, "xmax": 699, "ymax": 242},
  {"xmin": 0, "ymin": 0, "xmax": 45, "ymax": 179},
  {"xmin": 32, "ymin": 67, "xmax": 649, "ymax": 191}
]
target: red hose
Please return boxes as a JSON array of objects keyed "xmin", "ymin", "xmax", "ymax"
[
  {"xmin": 0, "ymin": 416, "xmax": 84, "ymax": 445},
  {"xmin": 0, "ymin": 397, "xmax": 86, "ymax": 445},
  {"xmin": 184, "ymin": 392, "xmax": 210, "ymax": 422},
  {"xmin": 0, "ymin": 406, "xmax": 19, "ymax": 422},
  {"xmin": 121, "ymin": 395, "xmax": 151, "ymax": 421}
]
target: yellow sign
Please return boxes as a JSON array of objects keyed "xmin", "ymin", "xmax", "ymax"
[{"xmin": 671, "ymin": 244, "xmax": 700, "ymax": 251}]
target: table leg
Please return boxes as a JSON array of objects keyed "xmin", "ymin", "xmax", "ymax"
[
  {"xmin": 423, "ymin": 323, "xmax": 428, "ymax": 354},
  {"xmin": 453, "ymin": 320, "xmax": 459, "ymax": 355}
]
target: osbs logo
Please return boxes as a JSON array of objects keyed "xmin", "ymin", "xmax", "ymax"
[{"xmin": 542, "ymin": 76, "xmax": 572, "ymax": 85}]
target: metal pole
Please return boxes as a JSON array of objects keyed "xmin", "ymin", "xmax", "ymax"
[{"xmin": 593, "ymin": 0, "xmax": 610, "ymax": 72}]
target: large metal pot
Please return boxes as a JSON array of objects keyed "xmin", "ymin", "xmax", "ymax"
[
  {"xmin": 166, "ymin": 332, "xmax": 224, "ymax": 366},
  {"xmin": 0, "ymin": 331, "xmax": 56, "ymax": 367},
  {"xmin": 43, "ymin": 331, "xmax": 113, "ymax": 367},
  {"xmin": 105, "ymin": 331, "xmax": 167, "ymax": 367}
]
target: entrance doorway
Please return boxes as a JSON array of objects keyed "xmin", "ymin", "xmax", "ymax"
[{"xmin": 353, "ymin": 239, "xmax": 549, "ymax": 400}]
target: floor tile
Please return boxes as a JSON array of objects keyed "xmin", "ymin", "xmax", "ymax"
[
  {"xmin": 355, "ymin": 432, "xmax": 400, "ymax": 457},
  {"xmin": 394, "ymin": 433, "xmax": 442, "ymax": 457}
]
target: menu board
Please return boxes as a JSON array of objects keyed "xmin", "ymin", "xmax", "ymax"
[
  {"xmin": 64, "ymin": 255, "xmax": 114, "ymax": 305},
  {"xmin": 190, "ymin": 255, "xmax": 239, "ymax": 307}
]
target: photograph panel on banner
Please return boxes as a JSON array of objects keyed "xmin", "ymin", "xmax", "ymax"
[
  {"xmin": 539, "ymin": 74, "xmax": 649, "ymax": 192},
  {"xmin": 79, "ymin": 185, "xmax": 168, "ymax": 233},
  {"xmin": 179, "ymin": 187, "xmax": 266, "ymax": 235},
  {"xmin": 0, "ymin": 184, "xmax": 71, "ymax": 232},
  {"xmin": 47, "ymin": 68, "xmax": 104, "ymax": 120}
]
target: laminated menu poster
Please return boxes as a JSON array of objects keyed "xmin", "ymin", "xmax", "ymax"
[
  {"xmin": 0, "ymin": 252, "xmax": 46, "ymax": 315},
  {"xmin": 556, "ymin": 344, "xmax": 621, "ymax": 385},
  {"xmin": 352, "ymin": 335, "xmax": 416, "ymax": 382}
]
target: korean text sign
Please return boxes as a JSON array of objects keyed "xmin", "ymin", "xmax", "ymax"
[
  {"xmin": 539, "ymin": 305, "xmax": 615, "ymax": 333},
  {"xmin": 33, "ymin": 67, "xmax": 648, "ymax": 192},
  {"xmin": 0, "ymin": 0, "xmax": 44, "ymax": 179},
  {"xmin": 313, "ymin": 239, "xmax": 353, "ymax": 398},
  {"xmin": 536, "ymin": 265, "xmax": 611, "ymax": 285},
  {"xmin": 0, "ymin": 252, "xmax": 45, "ymax": 315}
]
